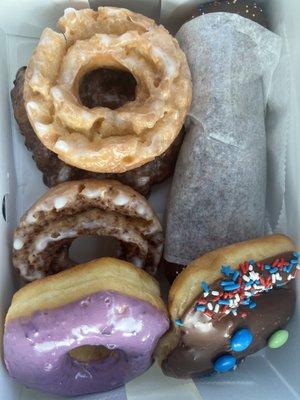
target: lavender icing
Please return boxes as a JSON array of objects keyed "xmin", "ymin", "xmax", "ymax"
[{"xmin": 4, "ymin": 290, "xmax": 169, "ymax": 396}]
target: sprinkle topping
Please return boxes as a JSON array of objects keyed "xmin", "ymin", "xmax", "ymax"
[{"xmin": 191, "ymin": 253, "xmax": 300, "ymax": 318}]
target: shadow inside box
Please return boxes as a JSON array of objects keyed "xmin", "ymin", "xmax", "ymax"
[{"xmin": 88, "ymin": 0, "xmax": 161, "ymax": 21}]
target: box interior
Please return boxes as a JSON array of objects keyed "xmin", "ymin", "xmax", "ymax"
[{"xmin": 0, "ymin": 0, "xmax": 299, "ymax": 399}]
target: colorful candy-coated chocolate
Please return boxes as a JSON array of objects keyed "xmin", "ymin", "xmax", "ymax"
[
  {"xmin": 213, "ymin": 354, "xmax": 236, "ymax": 373},
  {"xmin": 230, "ymin": 328, "xmax": 253, "ymax": 352},
  {"xmin": 268, "ymin": 330, "xmax": 289, "ymax": 349}
]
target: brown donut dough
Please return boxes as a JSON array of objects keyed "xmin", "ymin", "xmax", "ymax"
[
  {"xmin": 155, "ymin": 234, "xmax": 296, "ymax": 373},
  {"xmin": 7, "ymin": 257, "xmax": 166, "ymax": 322},
  {"xmin": 11, "ymin": 67, "xmax": 184, "ymax": 196},
  {"xmin": 13, "ymin": 180, "xmax": 163, "ymax": 281}
]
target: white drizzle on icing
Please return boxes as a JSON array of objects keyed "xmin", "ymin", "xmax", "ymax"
[
  {"xmin": 82, "ymin": 188, "xmax": 104, "ymax": 198},
  {"xmin": 54, "ymin": 196, "xmax": 68, "ymax": 210},
  {"xmin": 114, "ymin": 193, "xmax": 129, "ymax": 206},
  {"xmin": 136, "ymin": 204, "xmax": 146, "ymax": 216},
  {"xmin": 13, "ymin": 238, "xmax": 24, "ymax": 250}
]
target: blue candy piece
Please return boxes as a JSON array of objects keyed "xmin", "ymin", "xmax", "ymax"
[
  {"xmin": 195, "ymin": 305, "xmax": 206, "ymax": 312},
  {"xmin": 223, "ymin": 284, "xmax": 240, "ymax": 291},
  {"xmin": 230, "ymin": 328, "xmax": 253, "ymax": 352},
  {"xmin": 221, "ymin": 266, "xmax": 233, "ymax": 277},
  {"xmin": 201, "ymin": 281, "xmax": 209, "ymax": 293},
  {"xmin": 241, "ymin": 299, "xmax": 250, "ymax": 305},
  {"xmin": 175, "ymin": 319, "xmax": 183, "ymax": 327},
  {"xmin": 292, "ymin": 252, "xmax": 300, "ymax": 258},
  {"xmin": 232, "ymin": 271, "xmax": 240, "ymax": 282},
  {"xmin": 213, "ymin": 355, "xmax": 236, "ymax": 373},
  {"xmin": 220, "ymin": 280, "xmax": 235, "ymax": 287},
  {"xmin": 218, "ymin": 299, "xmax": 230, "ymax": 305}
]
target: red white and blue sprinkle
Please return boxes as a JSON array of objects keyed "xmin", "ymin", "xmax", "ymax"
[{"xmin": 190, "ymin": 253, "xmax": 300, "ymax": 318}]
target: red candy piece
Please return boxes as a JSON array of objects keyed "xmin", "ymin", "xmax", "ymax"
[{"xmin": 240, "ymin": 262, "xmax": 249, "ymax": 275}]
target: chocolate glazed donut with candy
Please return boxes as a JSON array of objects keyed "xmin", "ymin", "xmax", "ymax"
[
  {"xmin": 13, "ymin": 179, "xmax": 163, "ymax": 281},
  {"xmin": 156, "ymin": 235, "xmax": 299, "ymax": 378},
  {"xmin": 4, "ymin": 258, "xmax": 169, "ymax": 396}
]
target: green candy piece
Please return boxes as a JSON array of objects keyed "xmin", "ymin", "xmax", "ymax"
[{"xmin": 268, "ymin": 330, "xmax": 289, "ymax": 349}]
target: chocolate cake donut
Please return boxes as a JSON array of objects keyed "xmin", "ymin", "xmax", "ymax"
[
  {"xmin": 11, "ymin": 66, "xmax": 184, "ymax": 195},
  {"xmin": 13, "ymin": 180, "xmax": 163, "ymax": 281},
  {"xmin": 156, "ymin": 235, "xmax": 299, "ymax": 378}
]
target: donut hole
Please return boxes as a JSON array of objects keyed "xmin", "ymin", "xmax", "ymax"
[
  {"xmin": 78, "ymin": 68, "xmax": 137, "ymax": 110},
  {"xmin": 69, "ymin": 235, "xmax": 121, "ymax": 264},
  {"xmin": 69, "ymin": 345, "xmax": 120, "ymax": 363}
]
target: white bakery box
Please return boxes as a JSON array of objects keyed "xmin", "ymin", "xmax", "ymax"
[{"xmin": 0, "ymin": 0, "xmax": 299, "ymax": 399}]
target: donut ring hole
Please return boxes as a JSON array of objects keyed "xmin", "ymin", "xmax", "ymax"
[
  {"xmin": 69, "ymin": 235, "xmax": 120, "ymax": 264},
  {"xmin": 78, "ymin": 68, "xmax": 137, "ymax": 110},
  {"xmin": 69, "ymin": 345, "xmax": 121, "ymax": 363}
]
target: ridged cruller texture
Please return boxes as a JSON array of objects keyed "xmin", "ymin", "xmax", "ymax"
[
  {"xmin": 23, "ymin": 7, "xmax": 192, "ymax": 173},
  {"xmin": 13, "ymin": 179, "xmax": 163, "ymax": 281}
]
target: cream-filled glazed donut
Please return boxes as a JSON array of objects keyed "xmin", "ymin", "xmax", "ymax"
[
  {"xmin": 156, "ymin": 235, "xmax": 299, "ymax": 378},
  {"xmin": 13, "ymin": 179, "xmax": 163, "ymax": 281},
  {"xmin": 23, "ymin": 7, "xmax": 192, "ymax": 173},
  {"xmin": 4, "ymin": 258, "xmax": 169, "ymax": 396}
]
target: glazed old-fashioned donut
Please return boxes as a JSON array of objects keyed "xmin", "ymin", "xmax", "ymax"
[
  {"xmin": 4, "ymin": 258, "xmax": 169, "ymax": 396},
  {"xmin": 156, "ymin": 235, "xmax": 299, "ymax": 378},
  {"xmin": 23, "ymin": 7, "xmax": 192, "ymax": 173},
  {"xmin": 11, "ymin": 66, "xmax": 184, "ymax": 195},
  {"xmin": 13, "ymin": 179, "xmax": 163, "ymax": 281}
]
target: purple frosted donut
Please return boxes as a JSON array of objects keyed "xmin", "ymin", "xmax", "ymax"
[{"xmin": 4, "ymin": 258, "xmax": 169, "ymax": 396}]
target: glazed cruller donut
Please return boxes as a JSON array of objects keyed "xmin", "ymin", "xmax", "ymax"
[{"xmin": 24, "ymin": 7, "xmax": 192, "ymax": 173}]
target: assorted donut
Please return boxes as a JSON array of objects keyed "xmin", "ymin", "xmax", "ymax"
[
  {"xmin": 4, "ymin": 258, "xmax": 169, "ymax": 396},
  {"xmin": 13, "ymin": 179, "xmax": 163, "ymax": 281},
  {"xmin": 22, "ymin": 7, "xmax": 191, "ymax": 174},
  {"xmin": 11, "ymin": 66, "xmax": 185, "ymax": 195},
  {"xmin": 4, "ymin": 2, "xmax": 300, "ymax": 397},
  {"xmin": 156, "ymin": 235, "xmax": 299, "ymax": 378}
]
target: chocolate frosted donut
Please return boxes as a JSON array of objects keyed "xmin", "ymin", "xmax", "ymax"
[
  {"xmin": 13, "ymin": 180, "xmax": 163, "ymax": 281},
  {"xmin": 192, "ymin": 0, "xmax": 268, "ymax": 28},
  {"xmin": 11, "ymin": 66, "xmax": 184, "ymax": 195},
  {"xmin": 156, "ymin": 235, "xmax": 299, "ymax": 378}
]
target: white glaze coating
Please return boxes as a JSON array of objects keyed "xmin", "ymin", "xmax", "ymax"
[
  {"xmin": 13, "ymin": 238, "xmax": 24, "ymax": 250},
  {"xmin": 114, "ymin": 193, "xmax": 130, "ymax": 206},
  {"xmin": 54, "ymin": 196, "xmax": 68, "ymax": 210}
]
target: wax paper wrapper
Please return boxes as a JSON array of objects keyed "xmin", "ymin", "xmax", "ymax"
[{"xmin": 164, "ymin": 13, "xmax": 283, "ymax": 265}]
